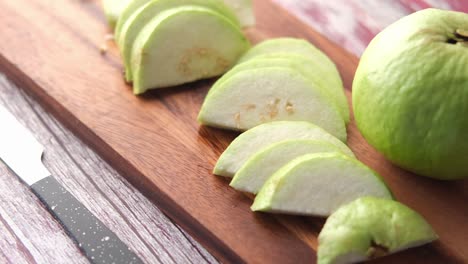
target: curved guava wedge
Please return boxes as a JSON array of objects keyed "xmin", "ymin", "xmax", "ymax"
[
  {"xmin": 251, "ymin": 152, "xmax": 393, "ymax": 216},
  {"xmin": 198, "ymin": 67, "xmax": 346, "ymax": 139},
  {"xmin": 241, "ymin": 52, "xmax": 346, "ymax": 108},
  {"xmin": 115, "ymin": 0, "xmax": 149, "ymax": 39},
  {"xmin": 235, "ymin": 38, "xmax": 348, "ymax": 122},
  {"xmin": 207, "ymin": 56, "xmax": 350, "ymax": 123},
  {"xmin": 230, "ymin": 139, "xmax": 355, "ymax": 194},
  {"xmin": 102, "ymin": 0, "xmax": 132, "ymax": 29},
  {"xmin": 238, "ymin": 38, "xmax": 338, "ymax": 73},
  {"xmin": 213, "ymin": 121, "xmax": 353, "ymax": 177},
  {"xmin": 318, "ymin": 197, "xmax": 438, "ymax": 264},
  {"xmin": 221, "ymin": 0, "xmax": 255, "ymax": 27},
  {"xmin": 114, "ymin": 0, "xmax": 252, "ymax": 40},
  {"xmin": 131, "ymin": 6, "xmax": 250, "ymax": 94},
  {"xmin": 118, "ymin": 0, "xmax": 240, "ymax": 81}
]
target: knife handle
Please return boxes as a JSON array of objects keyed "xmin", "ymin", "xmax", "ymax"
[{"xmin": 31, "ymin": 176, "xmax": 143, "ymax": 264}]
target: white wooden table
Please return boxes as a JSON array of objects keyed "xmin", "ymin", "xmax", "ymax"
[{"xmin": 0, "ymin": 0, "xmax": 461, "ymax": 262}]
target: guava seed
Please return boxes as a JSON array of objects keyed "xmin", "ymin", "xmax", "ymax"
[
  {"xmin": 367, "ymin": 241, "xmax": 389, "ymax": 259},
  {"xmin": 455, "ymin": 29, "xmax": 468, "ymax": 38}
]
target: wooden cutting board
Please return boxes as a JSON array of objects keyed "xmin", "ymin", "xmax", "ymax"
[{"xmin": 1, "ymin": 0, "xmax": 467, "ymax": 263}]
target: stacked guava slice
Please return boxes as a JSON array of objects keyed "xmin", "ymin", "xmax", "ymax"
[
  {"xmin": 102, "ymin": 0, "xmax": 253, "ymax": 94},
  {"xmin": 101, "ymin": 2, "xmax": 439, "ymax": 262},
  {"xmin": 199, "ymin": 38, "xmax": 437, "ymax": 261},
  {"xmin": 215, "ymin": 121, "xmax": 437, "ymax": 263},
  {"xmin": 215, "ymin": 121, "xmax": 392, "ymax": 214},
  {"xmin": 198, "ymin": 38, "xmax": 350, "ymax": 139}
]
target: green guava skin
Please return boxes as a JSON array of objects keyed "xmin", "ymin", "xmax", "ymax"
[
  {"xmin": 353, "ymin": 9, "xmax": 468, "ymax": 180},
  {"xmin": 318, "ymin": 197, "xmax": 438, "ymax": 264},
  {"xmin": 102, "ymin": 0, "xmax": 132, "ymax": 29},
  {"xmin": 114, "ymin": 0, "xmax": 252, "ymax": 40}
]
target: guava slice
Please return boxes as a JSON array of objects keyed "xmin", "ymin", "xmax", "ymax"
[
  {"xmin": 251, "ymin": 153, "xmax": 393, "ymax": 216},
  {"xmin": 114, "ymin": 0, "xmax": 253, "ymax": 40},
  {"xmin": 213, "ymin": 121, "xmax": 353, "ymax": 177},
  {"xmin": 102, "ymin": 0, "xmax": 132, "ymax": 29},
  {"xmin": 208, "ymin": 57, "xmax": 350, "ymax": 123},
  {"xmin": 235, "ymin": 38, "xmax": 348, "ymax": 122},
  {"xmin": 230, "ymin": 139, "xmax": 355, "ymax": 194},
  {"xmin": 318, "ymin": 197, "xmax": 438, "ymax": 264},
  {"xmin": 130, "ymin": 6, "xmax": 250, "ymax": 94},
  {"xmin": 222, "ymin": 0, "xmax": 255, "ymax": 27},
  {"xmin": 197, "ymin": 67, "xmax": 346, "ymax": 139},
  {"xmin": 238, "ymin": 38, "xmax": 338, "ymax": 73},
  {"xmin": 243, "ymin": 53, "xmax": 345, "ymax": 101},
  {"xmin": 118, "ymin": 0, "xmax": 241, "ymax": 82},
  {"xmin": 115, "ymin": 0, "xmax": 149, "ymax": 39}
]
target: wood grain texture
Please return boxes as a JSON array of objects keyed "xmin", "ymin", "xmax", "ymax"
[
  {"xmin": 0, "ymin": 0, "xmax": 467, "ymax": 263},
  {"xmin": 0, "ymin": 75, "xmax": 216, "ymax": 263},
  {"xmin": 274, "ymin": 0, "xmax": 468, "ymax": 56}
]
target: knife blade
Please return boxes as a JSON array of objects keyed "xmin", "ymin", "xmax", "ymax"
[{"xmin": 0, "ymin": 104, "xmax": 143, "ymax": 264}]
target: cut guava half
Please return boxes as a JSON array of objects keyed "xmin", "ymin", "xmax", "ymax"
[
  {"xmin": 318, "ymin": 197, "xmax": 438, "ymax": 264},
  {"xmin": 242, "ymin": 52, "xmax": 346, "ymax": 108},
  {"xmin": 230, "ymin": 139, "xmax": 355, "ymax": 194},
  {"xmin": 118, "ymin": 0, "xmax": 240, "ymax": 81},
  {"xmin": 213, "ymin": 121, "xmax": 353, "ymax": 177},
  {"xmin": 207, "ymin": 56, "xmax": 350, "ymax": 123},
  {"xmin": 197, "ymin": 67, "xmax": 346, "ymax": 139},
  {"xmin": 102, "ymin": 0, "xmax": 132, "ymax": 29},
  {"xmin": 114, "ymin": 0, "xmax": 252, "ymax": 40},
  {"xmin": 251, "ymin": 152, "xmax": 393, "ymax": 216},
  {"xmin": 130, "ymin": 6, "xmax": 250, "ymax": 94}
]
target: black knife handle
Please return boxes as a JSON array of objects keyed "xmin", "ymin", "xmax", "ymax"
[{"xmin": 31, "ymin": 176, "xmax": 143, "ymax": 264}]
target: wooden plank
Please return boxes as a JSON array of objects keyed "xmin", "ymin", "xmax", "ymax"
[{"xmin": 0, "ymin": 0, "xmax": 466, "ymax": 263}]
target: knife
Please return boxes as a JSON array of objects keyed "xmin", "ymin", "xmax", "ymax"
[{"xmin": 0, "ymin": 104, "xmax": 143, "ymax": 264}]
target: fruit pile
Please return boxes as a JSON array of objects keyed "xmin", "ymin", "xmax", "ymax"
[
  {"xmin": 198, "ymin": 38, "xmax": 350, "ymax": 140},
  {"xmin": 215, "ymin": 120, "xmax": 437, "ymax": 263},
  {"xmin": 197, "ymin": 38, "xmax": 437, "ymax": 262},
  {"xmin": 353, "ymin": 8, "xmax": 468, "ymax": 180},
  {"xmin": 100, "ymin": 2, "xmax": 456, "ymax": 263}
]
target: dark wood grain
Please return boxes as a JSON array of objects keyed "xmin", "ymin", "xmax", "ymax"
[{"xmin": 0, "ymin": 0, "xmax": 466, "ymax": 263}]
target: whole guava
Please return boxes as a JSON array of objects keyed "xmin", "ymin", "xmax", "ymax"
[{"xmin": 353, "ymin": 8, "xmax": 468, "ymax": 180}]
